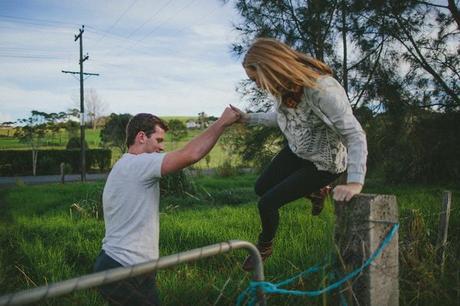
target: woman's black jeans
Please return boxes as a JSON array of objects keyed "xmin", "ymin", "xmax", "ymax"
[{"xmin": 255, "ymin": 146, "xmax": 341, "ymax": 242}]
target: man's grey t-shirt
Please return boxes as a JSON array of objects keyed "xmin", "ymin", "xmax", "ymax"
[{"xmin": 102, "ymin": 152, "xmax": 166, "ymax": 266}]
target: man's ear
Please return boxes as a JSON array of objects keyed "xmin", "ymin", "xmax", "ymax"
[{"xmin": 137, "ymin": 131, "xmax": 146, "ymax": 144}]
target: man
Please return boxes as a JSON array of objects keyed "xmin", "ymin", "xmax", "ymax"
[{"xmin": 94, "ymin": 107, "xmax": 239, "ymax": 305}]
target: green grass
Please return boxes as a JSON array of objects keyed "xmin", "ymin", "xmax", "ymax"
[
  {"xmin": 0, "ymin": 128, "xmax": 101, "ymax": 150},
  {"xmin": 161, "ymin": 116, "xmax": 197, "ymax": 123},
  {"xmin": 0, "ymin": 176, "xmax": 458, "ymax": 305}
]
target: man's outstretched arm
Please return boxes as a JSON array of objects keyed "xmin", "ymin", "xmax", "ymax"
[{"xmin": 161, "ymin": 107, "xmax": 239, "ymax": 176}]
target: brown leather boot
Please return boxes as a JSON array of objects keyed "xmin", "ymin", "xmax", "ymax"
[
  {"xmin": 306, "ymin": 185, "xmax": 332, "ymax": 216},
  {"xmin": 242, "ymin": 240, "xmax": 273, "ymax": 271}
]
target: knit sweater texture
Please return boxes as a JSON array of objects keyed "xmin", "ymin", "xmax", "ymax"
[{"xmin": 247, "ymin": 76, "xmax": 368, "ymax": 184}]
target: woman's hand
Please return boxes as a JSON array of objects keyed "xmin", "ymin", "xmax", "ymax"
[
  {"xmin": 332, "ymin": 183, "xmax": 363, "ymax": 202},
  {"xmin": 219, "ymin": 107, "xmax": 241, "ymax": 127},
  {"xmin": 229, "ymin": 104, "xmax": 249, "ymax": 123}
]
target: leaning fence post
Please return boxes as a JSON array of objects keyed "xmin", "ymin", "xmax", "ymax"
[
  {"xmin": 334, "ymin": 194, "xmax": 399, "ymax": 306},
  {"xmin": 436, "ymin": 191, "xmax": 452, "ymax": 274},
  {"xmin": 60, "ymin": 162, "xmax": 65, "ymax": 184}
]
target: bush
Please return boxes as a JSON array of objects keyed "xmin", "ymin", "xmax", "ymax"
[
  {"xmin": 374, "ymin": 111, "xmax": 460, "ymax": 184},
  {"xmin": 160, "ymin": 170, "xmax": 197, "ymax": 196},
  {"xmin": 210, "ymin": 187, "xmax": 256, "ymax": 205},
  {"xmin": 66, "ymin": 136, "xmax": 88, "ymax": 149},
  {"xmin": 215, "ymin": 160, "xmax": 239, "ymax": 177},
  {"xmin": 0, "ymin": 149, "xmax": 112, "ymax": 176},
  {"xmin": 0, "ymin": 163, "xmax": 13, "ymax": 176}
]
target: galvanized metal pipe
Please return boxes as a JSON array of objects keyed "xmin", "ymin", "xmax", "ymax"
[{"xmin": 0, "ymin": 240, "xmax": 265, "ymax": 306}]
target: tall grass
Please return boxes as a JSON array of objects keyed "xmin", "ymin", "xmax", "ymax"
[{"xmin": 0, "ymin": 176, "xmax": 458, "ymax": 305}]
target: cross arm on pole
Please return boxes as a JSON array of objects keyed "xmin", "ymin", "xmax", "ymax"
[
  {"xmin": 61, "ymin": 70, "xmax": 100, "ymax": 76},
  {"xmin": 74, "ymin": 25, "xmax": 84, "ymax": 41}
]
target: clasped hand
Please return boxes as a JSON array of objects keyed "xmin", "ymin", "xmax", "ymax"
[{"xmin": 332, "ymin": 183, "xmax": 363, "ymax": 202}]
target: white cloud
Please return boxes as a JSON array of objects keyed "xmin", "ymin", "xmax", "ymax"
[
  {"xmin": 0, "ymin": 0, "xmax": 245, "ymax": 121},
  {"xmin": 0, "ymin": 85, "xmax": 74, "ymax": 120},
  {"xmin": 0, "ymin": 112, "xmax": 14, "ymax": 123}
]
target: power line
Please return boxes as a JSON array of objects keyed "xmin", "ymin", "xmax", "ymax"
[
  {"xmin": 108, "ymin": 0, "xmax": 199, "ymax": 58},
  {"xmin": 84, "ymin": 26, "xmax": 144, "ymax": 46},
  {"xmin": 91, "ymin": 2, "xmax": 227, "ymax": 69},
  {"xmin": 123, "ymin": 0, "xmax": 174, "ymax": 40},
  {"xmin": 0, "ymin": 54, "xmax": 67, "ymax": 60},
  {"xmin": 135, "ymin": 0, "xmax": 198, "ymax": 44},
  {"xmin": 0, "ymin": 14, "xmax": 80, "ymax": 27},
  {"xmin": 94, "ymin": 0, "xmax": 140, "ymax": 45},
  {"xmin": 90, "ymin": 0, "xmax": 175, "ymax": 58}
]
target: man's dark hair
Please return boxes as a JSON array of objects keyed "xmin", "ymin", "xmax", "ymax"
[{"xmin": 125, "ymin": 113, "xmax": 168, "ymax": 148}]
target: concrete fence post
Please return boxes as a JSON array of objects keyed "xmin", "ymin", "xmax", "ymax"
[
  {"xmin": 436, "ymin": 190, "xmax": 452, "ymax": 274},
  {"xmin": 334, "ymin": 194, "xmax": 399, "ymax": 306}
]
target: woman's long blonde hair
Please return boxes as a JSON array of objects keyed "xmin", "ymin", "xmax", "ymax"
[{"xmin": 243, "ymin": 38, "xmax": 332, "ymax": 96}]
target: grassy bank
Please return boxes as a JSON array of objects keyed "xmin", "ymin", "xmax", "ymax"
[{"xmin": 0, "ymin": 175, "xmax": 458, "ymax": 305}]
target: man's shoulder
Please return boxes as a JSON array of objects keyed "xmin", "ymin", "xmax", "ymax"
[{"xmin": 117, "ymin": 152, "xmax": 165, "ymax": 164}]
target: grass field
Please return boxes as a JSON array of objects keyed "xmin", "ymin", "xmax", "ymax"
[
  {"xmin": 0, "ymin": 128, "xmax": 102, "ymax": 150},
  {"xmin": 0, "ymin": 175, "xmax": 458, "ymax": 305}
]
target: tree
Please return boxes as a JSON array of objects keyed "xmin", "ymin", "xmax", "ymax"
[
  {"xmin": 62, "ymin": 119, "xmax": 79, "ymax": 139},
  {"xmin": 167, "ymin": 119, "xmax": 188, "ymax": 148},
  {"xmin": 85, "ymin": 88, "xmax": 107, "ymax": 131},
  {"xmin": 100, "ymin": 113, "xmax": 132, "ymax": 153},
  {"xmin": 348, "ymin": 0, "xmax": 460, "ymax": 110},
  {"xmin": 230, "ymin": 0, "xmax": 459, "ymax": 110},
  {"xmin": 197, "ymin": 112, "xmax": 208, "ymax": 129},
  {"xmin": 228, "ymin": 0, "xmax": 460, "ymax": 182},
  {"xmin": 14, "ymin": 111, "xmax": 51, "ymax": 176},
  {"xmin": 44, "ymin": 111, "xmax": 68, "ymax": 146},
  {"xmin": 66, "ymin": 136, "xmax": 88, "ymax": 150},
  {"xmin": 1, "ymin": 121, "xmax": 15, "ymax": 137}
]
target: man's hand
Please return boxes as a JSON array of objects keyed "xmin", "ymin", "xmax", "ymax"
[
  {"xmin": 218, "ymin": 106, "xmax": 241, "ymax": 127},
  {"xmin": 161, "ymin": 106, "xmax": 239, "ymax": 176},
  {"xmin": 332, "ymin": 183, "xmax": 363, "ymax": 202},
  {"xmin": 229, "ymin": 104, "xmax": 249, "ymax": 123}
]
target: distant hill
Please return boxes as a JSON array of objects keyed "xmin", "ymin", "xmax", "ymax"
[{"xmin": 159, "ymin": 116, "xmax": 197, "ymax": 123}]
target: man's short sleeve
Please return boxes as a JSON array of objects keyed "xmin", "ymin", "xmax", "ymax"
[{"xmin": 132, "ymin": 153, "xmax": 166, "ymax": 181}]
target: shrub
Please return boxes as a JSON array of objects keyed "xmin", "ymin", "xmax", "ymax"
[
  {"xmin": 210, "ymin": 187, "xmax": 256, "ymax": 205},
  {"xmin": 69, "ymin": 186, "xmax": 104, "ymax": 220},
  {"xmin": 0, "ymin": 149, "xmax": 111, "ymax": 176},
  {"xmin": 215, "ymin": 160, "xmax": 238, "ymax": 177},
  {"xmin": 160, "ymin": 170, "xmax": 197, "ymax": 196},
  {"xmin": 66, "ymin": 136, "xmax": 88, "ymax": 149}
]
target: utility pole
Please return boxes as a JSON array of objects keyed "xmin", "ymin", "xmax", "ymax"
[{"xmin": 62, "ymin": 25, "xmax": 99, "ymax": 182}]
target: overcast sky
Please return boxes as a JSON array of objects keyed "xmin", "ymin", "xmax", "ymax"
[{"xmin": 0, "ymin": 0, "xmax": 247, "ymax": 123}]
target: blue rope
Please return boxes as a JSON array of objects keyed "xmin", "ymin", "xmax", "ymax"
[{"xmin": 236, "ymin": 223, "xmax": 399, "ymax": 306}]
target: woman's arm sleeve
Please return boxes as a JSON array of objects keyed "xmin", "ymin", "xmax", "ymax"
[
  {"xmin": 246, "ymin": 112, "xmax": 278, "ymax": 127},
  {"xmin": 317, "ymin": 78, "xmax": 368, "ymax": 184}
]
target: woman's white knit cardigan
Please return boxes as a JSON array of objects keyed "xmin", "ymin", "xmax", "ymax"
[{"xmin": 246, "ymin": 76, "xmax": 368, "ymax": 185}]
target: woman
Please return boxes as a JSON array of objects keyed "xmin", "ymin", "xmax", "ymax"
[{"xmin": 232, "ymin": 38, "xmax": 368, "ymax": 271}]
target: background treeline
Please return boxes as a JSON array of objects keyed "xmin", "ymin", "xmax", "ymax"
[{"xmin": 0, "ymin": 110, "xmax": 224, "ymax": 176}]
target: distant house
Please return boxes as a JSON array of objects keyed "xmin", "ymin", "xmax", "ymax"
[{"xmin": 186, "ymin": 120, "xmax": 198, "ymax": 129}]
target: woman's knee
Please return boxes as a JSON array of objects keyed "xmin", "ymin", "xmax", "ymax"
[
  {"xmin": 255, "ymin": 176, "xmax": 270, "ymax": 196},
  {"xmin": 257, "ymin": 195, "xmax": 275, "ymax": 214},
  {"xmin": 254, "ymin": 183, "xmax": 263, "ymax": 197}
]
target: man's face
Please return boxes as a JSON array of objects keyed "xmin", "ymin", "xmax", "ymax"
[{"xmin": 145, "ymin": 125, "xmax": 165, "ymax": 153}]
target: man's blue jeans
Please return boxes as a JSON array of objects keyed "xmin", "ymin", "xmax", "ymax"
[{"xmin": 93, "ymin": 250, "xmax": 160, "ymax": 306}]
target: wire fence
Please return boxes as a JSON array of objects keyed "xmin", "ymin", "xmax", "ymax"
[{"xmin": 0, "ymin": 240, "xmax": 266, "ymax": 306}]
